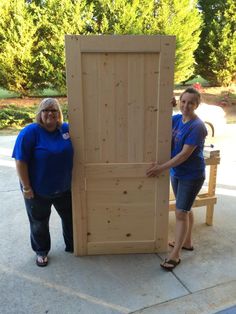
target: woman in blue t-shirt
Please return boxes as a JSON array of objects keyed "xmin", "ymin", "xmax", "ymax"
[
  {"xmin": 147, "ymin": 87, "xmax": 207, "ymax": 271},
  {"xmin": 12, "ymin": 98, "xmax": 74, "ymax": 267}
]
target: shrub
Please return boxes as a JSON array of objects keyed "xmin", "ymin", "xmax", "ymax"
[
  {"xmin": 0, "ymin": 105, "xmax": 36, "ymax": 129},
  {"xmin": 0, "ymin": 103, "xmax": 68, "ymax": 130}
]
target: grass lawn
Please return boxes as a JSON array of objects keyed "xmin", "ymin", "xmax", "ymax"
[
  {"xmin": 0, "ymin": 88, "xmax": 19, "ymax": 98},
  {"xmin": 0, "ymin": 87, "xmax": 63, "ymax": 99}
]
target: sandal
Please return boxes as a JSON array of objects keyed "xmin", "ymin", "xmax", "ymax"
[
  {"xmin": 160, "ymin": 258, "xmax": 181, "ymax": 271},
  {"xmin": 36, "ymin": 255, "xmax": 48, "ymax": 267},
  {"xmin": 169, "ymin": 241, "xmax": 194, "ymax": 251}
]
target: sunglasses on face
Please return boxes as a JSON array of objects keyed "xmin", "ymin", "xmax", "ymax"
[{"xmin": 42, "ymin": 109, "xmax": 58, "ymax": 113}]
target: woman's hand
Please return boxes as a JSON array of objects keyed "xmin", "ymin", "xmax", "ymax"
[
  {"xmin": 146, "ymin": 163, "xmax": 164, "ymax": 177},
  {"xmin": 15, "ymin": 160, "xmax": 34, "ymax": 199},
  {"xmin": 146, "ymin": 145, "xmax": 197, "ymax": 178}
]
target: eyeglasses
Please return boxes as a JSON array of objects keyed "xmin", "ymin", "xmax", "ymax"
[{"xmin": 42, "ymin": 109, "xmax": 59, "ymax": 113}]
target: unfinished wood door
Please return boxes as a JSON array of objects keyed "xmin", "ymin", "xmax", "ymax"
[{"xmin": 65, "ymin": 35, "xmax": 175, "ymax": 255}]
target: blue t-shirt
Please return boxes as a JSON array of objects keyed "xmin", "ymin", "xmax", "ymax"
[
  {"xmin": 170, "ymin": 114, "xmax": 207, "ymax": 180},
  {"xmin": 12, "ymin": 123, "xmax": 74, "ymax": 197}
]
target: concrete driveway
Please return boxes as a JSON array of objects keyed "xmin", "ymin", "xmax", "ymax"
[{"xmin": 0, "ymin": 125, "xmax": 236, "ymax": 314}]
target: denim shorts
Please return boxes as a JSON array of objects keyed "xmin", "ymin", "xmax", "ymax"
[{"xmin": 171, "ymin": 176, "xmax": 205, "ymax": 212}]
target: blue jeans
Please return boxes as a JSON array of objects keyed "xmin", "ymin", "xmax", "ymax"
[
  {"xmin": 24, "ymin": 191, "xmax": 73, "ymax": 256},
  {"xmin": 171, "ymin": 176, "xmax": 205, "ymax": 212}
]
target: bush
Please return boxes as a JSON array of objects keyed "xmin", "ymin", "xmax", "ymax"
[
  {"xmin": 0, "ymin": 105, "xmax": 36, "ymax": 129},
  {"xmin": 0, "ymin": 104, "xmax": 68, "ymax": 130}
]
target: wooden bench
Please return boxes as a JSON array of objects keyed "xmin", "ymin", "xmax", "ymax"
[{"xmin": 169, "ymin": 150, "xmax": 220, "ymax": 225}]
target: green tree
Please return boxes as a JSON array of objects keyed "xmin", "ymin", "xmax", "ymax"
[
  {"xmin": 196, "ymin": 0, "xmax": 236, "ymax": 86},
  {"xmin": 153, "ymin": 0, "xmax": 202, "ymax": 83},
  {"xmin": 87, "ymin": 0, "xmax": 202, "ymax": 83},
  {"xmin": 0, "ymin": 0, "xmax": 202, "ymax": 94},
  {"xmin": 86, "ymin": 0, "xmax": 154, "ymax": 34},
  {"xmin": 28, "ymin": 0, "xmax": 94, "ymax": 94},
  {"xmin": 0, "ymin": 0, "xmax": 36, "ymax": 95},
  {"xmin": 0, "ymin": 0, "xmax": 94, "ymax": 95}
]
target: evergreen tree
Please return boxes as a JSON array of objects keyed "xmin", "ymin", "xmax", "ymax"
[
  {"xmin": 196, "ymin": 0, "xmax": 236, "ymax": 86},
  {"xmin": 88, "ymin": 0, "xmax": 202, "ymax": 83},
  {"xmin": 0, "ymin": 0, "xmax": 203, "ymax": 93},
  {"xmin": 0, "ymin": 0, "xmax": 36, "ymax": 95},
  {"xmin": 153, "ymin": 0, "xmax": 202, "ymax": 83},
  {"xmin": 28, "ymin": 0, "xmax": 94, "ymax": 94},
  {"xmin": 0, "ymin": 0, "xmax": 94, "ymax": 95},
  {"xmin": 87, "ymin": 0, "xmax": 154, "ymax": 34}
]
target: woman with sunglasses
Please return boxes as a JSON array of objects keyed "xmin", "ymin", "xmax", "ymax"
[{"xmin": 12, "ymin": 98, "xmax": 74, "ymax": 267}]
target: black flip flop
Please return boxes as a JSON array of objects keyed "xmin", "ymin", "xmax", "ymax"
[
  {"xmin": 160, "ymin": 258, "xmax": 181, "ymax": 271},
  {"xmin": 36, "ymin": 255, "xmax": 48, "ymax": 267}
]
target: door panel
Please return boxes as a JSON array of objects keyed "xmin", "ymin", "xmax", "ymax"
[{"xmin": 65, "ymin": 35, "xmax": 175, "ymax": 255}]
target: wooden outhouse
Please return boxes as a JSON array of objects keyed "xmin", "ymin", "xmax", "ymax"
[{"xmin": 65, "ymin": 35, "xmax": 175, "ymax": 256}]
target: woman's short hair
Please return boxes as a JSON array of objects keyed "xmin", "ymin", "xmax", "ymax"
[
  {"xmin": 180, "ymin": 87, "xmax": 201, "ymax": 106},
  {"xmin": 35, "ymin": 98, "xmax": 63, "ymax": 127}
]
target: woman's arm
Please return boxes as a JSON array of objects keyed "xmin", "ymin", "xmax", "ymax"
[
  {"xmin": 146, "ymin": 144, "xmax": 196, "ymax": 177},
  {"xmin": 15, "ymin": 160, "xmax": 34, "ymax": 198}
]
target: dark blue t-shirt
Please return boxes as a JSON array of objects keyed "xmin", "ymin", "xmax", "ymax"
[
  {"xmin": 12, "ymin": 123, "xmax": 73, "ymax": 197},
  {"xmin": 170, "ymin": 114, "xmax": 207, "ymax": 180}
]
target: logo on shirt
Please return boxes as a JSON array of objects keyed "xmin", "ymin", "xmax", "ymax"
[{"xmin": 62, "ymin": 132, "xmax": 70, "ymax": 140}]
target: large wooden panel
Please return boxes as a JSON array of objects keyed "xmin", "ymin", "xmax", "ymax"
[
  {"xmin": 82, "ymin": 52, "xmax": 159, "ymax": 163},
  {"xmin": 65, "ymin": 35, "xmax": 175, "ymax": 255}
]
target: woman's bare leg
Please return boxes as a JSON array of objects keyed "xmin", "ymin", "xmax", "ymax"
[
  {"xmin": 183, "ymin": 210, "xmax": 194, "ymax": 248},
  {"xmin": 161, "ymin": 209, "xmax": 188, "ymax": 267}
]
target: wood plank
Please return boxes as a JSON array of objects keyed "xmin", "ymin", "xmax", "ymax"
[
  {"xmin": 208, "ymin": 164, "xmax": 218, "ymax": 195},
  {"xmin": 114, "ymin": 53, "xmax": 129, "ymax": 162},
  {"xmin": 86, "ymin": 177, "xmax": 154, "ymax": 191},
  {"xmin": 78, "ymin": 35, "xmax": 162, "ymax": 52},
  {"xmin": 82, "ymin": 53, "xmax": 101, "ymax": 162},
  {"xmin": 169, "ymin": 196, "xmax": 217, "ymax": 211},
  {"xmin": 155, "ymin": 36, "xmax": 176, "ymax": 251},
  {"xmin": 143, "ymin": 53, "xmax": 159, "ymax": 162},
  {"xmin": 87, "ymin": 241, "xmax": 156, "ymax": 255},
  {"xmin": 127, "ymin": 53, "xmax": 144, "ymax": 162},
  {"xmin": 203, "ymin": 149, "xmax": 220, "ymax": 158},
  {"xmin": 205, "ymin": 157, "xmax": 220, "ymax": 165},
  {"xmin": 87, "ymin": 189, "xmax": 154, "ymax": 206},
  {"xmin": 206, "ymin": 204, "xmax": 214, "ymax": 226},
  {"xmin": 98, "ymin": 53, "xmax": 116, "ymax": 163},
  {"xmin": 87, "ymin": 204, "xmax": 155, "ymax": 242},
  {"xmin": 65, "ymin": 35, "xmax": 88, "ymax": 255},
  {"xmin": 85, "ymin": 163, "xmax": 153, "ymax": 178}
]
